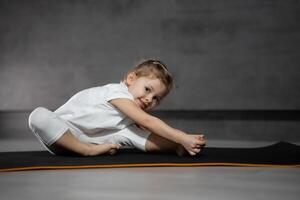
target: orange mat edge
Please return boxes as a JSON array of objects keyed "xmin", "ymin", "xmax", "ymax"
[{"xmin": 1, "ymin": 162, "xmax": 300, "ymax": 172}]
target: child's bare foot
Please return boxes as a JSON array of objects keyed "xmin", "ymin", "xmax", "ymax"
[
  {"xmin": 90, "ymin": 143, "xmax": 120, "ymax": 156},
  {"xmin": 177, "ymin": 134, "xmax": 206, "ymax": 156},
  {"xmin": 176, "ymin": 144, "xmax": 205, "ymax": 156}
]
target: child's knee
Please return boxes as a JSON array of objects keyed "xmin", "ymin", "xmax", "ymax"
[
  {"xmin": 28, "ymin": 106, "xmax": 69, "ymax": 148},
  {"xmin": 28, "ymin": 107, "xmax": 51, "ymax": 131}
]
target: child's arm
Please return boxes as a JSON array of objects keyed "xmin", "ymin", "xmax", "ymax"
[{"xmin": 109, "ymin": 98, "xmax": 204, "ymax": 155}]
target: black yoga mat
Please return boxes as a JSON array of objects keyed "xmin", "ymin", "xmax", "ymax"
[{"xmin": 1, "ymin": 142, "xmax": 299, "ymax": 172}]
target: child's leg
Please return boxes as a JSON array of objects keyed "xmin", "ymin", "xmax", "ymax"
[
  {"xmin": 29, "ymin": 107, "xmax": 119, "ymax": 156},
  {"xmin": 52, "ymin": 130, "xmax": 119, "ymax": 156},
  {"xmin": 146, "ymin": 133, "xmax": 206, "ymax": 156},
  {"xmin": 114, "ymin": 124, "xmax": 204, "ymax": 156},
  {"xmin": 145, "ymin": 133, "xmax": 187, "ymax": 156}
]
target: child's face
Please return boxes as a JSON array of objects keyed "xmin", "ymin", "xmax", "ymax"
[{"xmin": 126, "ymin": 73, "xmax": 167, "ymax": 111}]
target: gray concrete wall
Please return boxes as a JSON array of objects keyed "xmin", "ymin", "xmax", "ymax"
[{"xmin": 1, "ymin": 0, "xmax": 300, "ymax": 111}]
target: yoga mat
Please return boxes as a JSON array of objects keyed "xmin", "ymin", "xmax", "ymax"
[{"xmin": 0, "ymin": 142, "xmax": 299, "ymax": 172}]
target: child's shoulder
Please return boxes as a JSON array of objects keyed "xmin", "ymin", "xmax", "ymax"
[
  {"xmin": 84, "ymin": 82, "xmax": 130, "ymax": 98},
  {"xmin": 84, "ymin": 82, "xmax": 121, "ymax": 92},
  {"xmin": 102, "ymin": 82, "xmax": 128, "ymax": 92},
  {"xmin": 103, "ymin": 82, "xmax": 133, "ymax": 101}
]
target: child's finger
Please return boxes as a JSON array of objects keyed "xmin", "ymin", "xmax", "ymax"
[
  {"xmin": 195, "ymin": 134, "xmax": 204, "ymax": 140},
  {"xmin": 108, "ymin": 144, "xmax": 121, "ymax": 155},
  {"xmin": 195, "ymin": 139, "xmax": 206, "ymax": 146},
  {"xmin": 108, "ymin": 149, "xmax": 117, "ymax": 155},
  {"xmin": 190, "ymin": 146, "xmax": 203, "ymax": 154},
  {"xmin": 192, "ymin": 145, "xmax": 205, "ymax": 153},
  {"xmin": 196, "ymin": 143, "xmax": 205, "ymax": 148},
  {"xmin": 200, "ymin": 140, "xmax": 206, "ymax": 146},
  {"xmin": 193, "ymin": 148, "xmax": 201, "ymax": 154},
  {"xmin": 194, "ymin": 135, "xmax": 205, "ymax": 142},
  {"xmin": 188, "ymin": 150, "xmax": 196, "ymax": 156},
  {"xmin": 109, "ymin": 143, "xmax": 121, "ymax": 149}
]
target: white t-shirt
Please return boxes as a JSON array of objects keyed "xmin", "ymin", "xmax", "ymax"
[{"xmin": 54, "ymin": 82, "xmax": 134, "ymax": 135}]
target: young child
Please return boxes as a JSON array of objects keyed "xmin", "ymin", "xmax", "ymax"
[{"xmin": 28, "ymin": 59, "xmax": 206, "ymax": 156}]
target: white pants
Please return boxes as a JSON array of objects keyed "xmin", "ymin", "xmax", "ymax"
[{"xmin": 28, "ymin": 107, "xmax": 151, "ymax": 154}]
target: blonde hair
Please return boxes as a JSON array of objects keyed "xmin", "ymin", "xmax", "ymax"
[{"xmin": 125, "ymin": 59, "xmax": 174, "ymax": 96}]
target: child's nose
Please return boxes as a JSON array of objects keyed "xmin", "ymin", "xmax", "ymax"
[{"xmin": 145, "ymin": 95, "xmax": 153, "ymax": 103}]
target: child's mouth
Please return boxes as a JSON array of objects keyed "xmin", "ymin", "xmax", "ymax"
[{"xmin": 138, "ymin": 99, "xmax": 146, "ymax": 109}]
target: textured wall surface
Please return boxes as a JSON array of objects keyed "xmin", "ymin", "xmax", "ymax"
[{"xmin": 0, "ymin": 0, "xmax": 300, "ymax": 111}]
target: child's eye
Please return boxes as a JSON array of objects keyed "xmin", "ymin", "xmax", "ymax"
[{"xmin": 145, "ymin": 87, "xmax": 150, "ymax": 92}]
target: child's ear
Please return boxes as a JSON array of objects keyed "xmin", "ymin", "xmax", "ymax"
[{"xmin": 126, "ymin": 72, "xmax": 137, "ymax": 86}]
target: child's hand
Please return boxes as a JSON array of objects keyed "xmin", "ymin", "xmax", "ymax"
[
  {"xmin": 91, "ymin": 143, "xmax": 120, "ymax": 156},
  {"xmin": 181, "ymin": 134, "xmax": 206, "ymax": 156}
]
